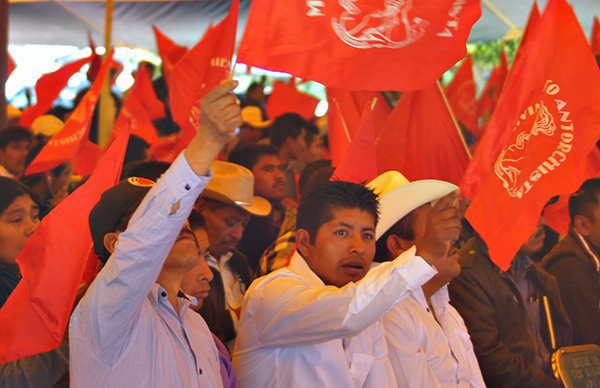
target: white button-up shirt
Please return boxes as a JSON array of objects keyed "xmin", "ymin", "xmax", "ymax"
[
  {"xmin": 383, "ymin": 284, "xmax": 486, "ymax": 388},
  {"xmin": 232, "ymin": 247, "xmax": 436, "ymax": 388},
  {"xmin": 69, "ymin": 153, "xmax": 223, "ymax": 388}
]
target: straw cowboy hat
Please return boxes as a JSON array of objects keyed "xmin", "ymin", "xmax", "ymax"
[
  {"xmin": 202, "ymin": 160, "xmax": 271, "ymax": 216},
  {"xmin": 241, "ymin": 106, "xmax": 271, "ymax": 128},
  {"xmin": 367, "ymin": 171, "xmax": 458, "ymax": 240}
]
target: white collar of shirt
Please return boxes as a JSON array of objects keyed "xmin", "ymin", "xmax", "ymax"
[
  {"xmin": 288, "ymin": 251, "xmax": 326, "ymax": 287},
  {"xmin": 0, "ymin": 165, "xmax": 15, "ymax": 178}
]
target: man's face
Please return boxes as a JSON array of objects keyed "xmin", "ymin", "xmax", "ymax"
[
  {"xmin": 181, "ymin": 227, "xmax": 213, "ymax": 311},
  {"xmin": 163, "ymin": 223, "xmax": 201, "ymax": 271},
  {"xmin": 0, "ymin": 195, "xmax": 39, "ymax": 265},
  {"xmin": 301, "ymin": 208, "xmax": 376, "ymax": 288},
  {"xmin": 301, "ymin": 134, "xmax": 325, "ymax": 165},
  {"xmin": 252, "ymin": 154, "xmax": 285, "ymax": 203},
  {"xmin": 50, "ymin": 161, "xmax": 73, "ymax": 194},
  {"xmin": 288, "ymin": 128, "xmax": 307, "ymax": 161},
  {"xmin": 200, "ymin": 201, "xmax": 251, "ymax": 257},
  {"xmin": 0, "ymin": 140, "xmax": 31, "ymax": 177},
  {"xmin": 516, "ymin": 217, "xmax": 546, "ymax": 257}
]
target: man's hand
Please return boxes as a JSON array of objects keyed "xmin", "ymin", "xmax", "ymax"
[
  {"xmin": 415, "ymin": 191, "xmax": 461, "ymax": 265},
  {"xmin": 185, "ymin": 80, "xmax": 243, "ymax": 176}
]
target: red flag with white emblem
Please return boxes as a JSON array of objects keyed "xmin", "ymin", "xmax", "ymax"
[{"xmin": 465, "ymin": 0, "xmax": 600, "ymax": 270}]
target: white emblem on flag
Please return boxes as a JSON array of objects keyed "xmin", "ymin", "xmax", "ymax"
[{"xmin": 331, "ymin": 0, "xmax": 429, "ymax": 49}]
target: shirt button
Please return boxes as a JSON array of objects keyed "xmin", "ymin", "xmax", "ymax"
[
  {"xmin": 184, "ymin": 184, "xmax": 191, "ymax": 190},
  {"xmin": 161, "ymin": 291, "xmax": 167, "ymax": 297},
  {"xmin": 198, "ymin": 368, "xmax": 203, "ymax": 375}
]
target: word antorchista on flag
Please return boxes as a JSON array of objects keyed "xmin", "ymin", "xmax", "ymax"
[
  {"xmin": 465, "ymin": 0, "xmax": 600, "ymax": 271},
  {"xmin": 0, "ymin": 125, "xmax": 130, "ymax": 364},
  {"xmin": 238, "ymin": 0, "xmax": 481, "ymax": 91},
  {"xmin": 25, "ymin": 50, "xmax": 115, "ymax": 176}
]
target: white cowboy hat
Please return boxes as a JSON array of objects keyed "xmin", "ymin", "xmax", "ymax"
[
  {"xmin": 202, "ymin": 160, "xmax": 271, "ymax": 216},
  {"xmin": 367, "ymin": 171, "xmax": 458, "ymax": 240}
]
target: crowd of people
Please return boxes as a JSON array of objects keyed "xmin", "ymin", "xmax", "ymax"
[{"xmin": 1, "ymin": 63, "xmax": 599, "ymax": 388}]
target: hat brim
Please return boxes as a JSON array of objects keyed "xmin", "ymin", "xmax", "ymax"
[
  {"xmin": 244, "ymin": 119, "xmax": 272, "ymax": 129},
  {"xmin": 202, "ymin": 189, "xmax": 272, "ymax": 216},
  {"xmin": 376, "ymin": 180, "xmax": 458, "ymax": 240}
]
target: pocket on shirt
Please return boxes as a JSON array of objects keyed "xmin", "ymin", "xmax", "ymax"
[{"xmin": 349, "ymin": 352, "xmax": 375, "ymax": 388}]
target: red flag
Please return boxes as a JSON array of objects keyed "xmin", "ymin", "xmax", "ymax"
[
  {"xmin": 150, "ymin": 133, "xmax": 180, "ymax": 162},
  {"xmin": 266, "ymin": 80, "xmax": 320, "ymax": 120},
  {"xmin": 591, "ymin": 16, "xmax": 600, "ymax": 55},
  {"xmin": 132, "ymin": 65, "xmax": 166, "ymax": 121},
  {"xmin": 0, "ymin": 124, "xmax": 130, "ymax": 364},
  {"xmin": 238, "ymin": 0, "xmax": 481, "ymax": 91},
  {"xmin": 25, "ymin": 50, "xmax": 114, "ymax": 175},
  {"xmin": 7, "ymin": 53, "xmax": 16, "ymax": 78},
  {"xmin": 377, "ymin": 82, "xmax": 469, "ymax": 186},
  {"xmin": 327, "ymin": 99, "xmax": 352, "ymax": 167},
  {"xmin": 327, "ymin": 88, "xmax": 361, "ymax": 139},
  {"xmin": 444, "ymin": 55, "xmax": 478, "ymax": 136},
  {"xmin": 478, "ymin": 49, "xmax": 508, "ymax": 124},
  {"xmin": 153, "ymin": 26, "xmax": 188, "ymax": 90},
  {"xmin": 326, "ymin": 89, "xmax": 391, "ymax": 140},
  {"xmin": 332, "ymin": 103, "xmax": 377, "ymax": 183},
  {"xmin": 169, "ymin": 0, "xmax": 239, "ymax": 161},
  {"xmin": 519, "ymin": 1, "xmax": 540, "ymax": 54},
  {"xmin": 543, "ymin": 148, "xmax": 600, "ymax": 234},
  {"xmin": 20, "ymin": 55, "xmax": 93, "ymax": 128},
  {"xmin": 465, "ymin": 0, "xmax": 600, "ymax": 270},
  {"xmin": 74, "ymin": 139, "xmax": 104, "ymax": 177}
]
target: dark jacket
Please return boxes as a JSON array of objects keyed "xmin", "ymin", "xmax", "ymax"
[
  {"xmin": 448, "ymin": 235, "xmax": 571, "ymax": 388},
  {"xmin": 199, "ymin": 249, "xmax": 253, "ymax": 345},
  {"xmin": 542, "ymin": 225, "xmax": 600, "ymax": 346}
]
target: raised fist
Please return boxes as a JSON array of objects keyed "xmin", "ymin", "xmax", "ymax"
[{"xmin": 198, "ymin": 80, "xmax": 243, "ymax": 146}]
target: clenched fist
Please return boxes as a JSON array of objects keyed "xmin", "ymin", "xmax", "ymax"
[{"xmin": 198, "ymin": 80, "xmax": 244, "ymax": 145}]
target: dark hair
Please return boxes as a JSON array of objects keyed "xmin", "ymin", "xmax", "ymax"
[
  {"xmin": 188, "ymin": 209, "xmax": 207, "ymax": 231},
  {"xmin": 269, "ymin": 113, "xmax": 307, "ymax": 148},
  {"xmin": 123, "ymin": 135, "xmax": 151, "ymax": 166},
  {"xmin": 304, "ymin": 122, "xmax": 320, "ymax": 148},
  {"xmin": 297, "ymin": 180, "xmax": 379, "ymax": 243},
  {"xmin": 0, "ymin": 177, "xmax": 39, "ymax": 216},
  {"xmin": 21, "ymin": 142, "xmax": 69, "ymax": 186},
  {"xmin": 374, "ymin": 213, "xmax": 417, "ymax": 262},
  {"xmin": 298, "ymin": 159, "xmax": 332, "ymax": 197},
  {"xmin": 0, "ymin": 126, "xmax": 33, "ymax": 150},
  {"xmin": 153, "ymin": 117, "xmax": 180, "ymax": 136},
  {"xmin": 569, "ymin": 178, "xmax": 600, "ymax": 223},
  {"xmin": 228, "ymin": 144, "xmax": 278, "ymax": 171},
  {"xmin": 121, "ymin": 160, "xmax": 171, "ymax": 182}
]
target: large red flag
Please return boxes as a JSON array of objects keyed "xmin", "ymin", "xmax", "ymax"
[
  {"xmin": 7, "ymin": 53, "xmax": 16, "ymax": 78},
  {"xmin": 153, "ymin": 26, "xmax": 188, "ymax": 90},
  {"xmin": 238, "ymin": 0, "xmax": 481, "ymax": 91},
  {"xmin": 25, "ymin": 50, "xmax": 114, "ymax": 175},
  {"xmin": 327, "ymin": 99, "xmax": 352, "ymax": 167},
  {"xmin": 332, "ymin": 103, "xmax": 377, "ymax": 183},
  {"xmin": 326, "ymin": 88, "xmax": 391, "ymax": 139},
  {"xmin": 266, "ymin": 80, "xmax": 320, "ymax": 120},
  {"xmin": 0, "ymin": 124, "xmax": 130, "ymax": 364},
  {"xmin": 465, "ymin": 0, "xmax": 600, "ymax": 271},
  {"xmin": 74, "ymin": 139, "xmax": 104, "ymax": 177},
  {"xmin": 377, "ymin": 81, "xmax": 469, "ymax": 186},
  {"xmin": 444, "ymin": 55, "xmax": 478, "ymax": 136},
  {"xmin": 169, "ymin": 0, "xmax": 239, "ymax": 161},
  {"xmin": 591, "ymin": 16, "xmax": 600, "ymax": 55},
  {"xmin": 20, "ymin": 55, "xmax": 93, "ymax": 128}
]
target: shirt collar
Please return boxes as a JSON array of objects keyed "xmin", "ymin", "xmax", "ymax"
[
  {"xmin": 289, "ymin": 251, "xmax": 325, "ymax": 287},
  {"xmin": 574, "ymin": 229, "xmax": 600, "ymax": 271}
]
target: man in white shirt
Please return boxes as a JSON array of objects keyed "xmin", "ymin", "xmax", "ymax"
[
  {"xmin": 371, "ymin": 171, "xmax": 485, "ymax": 388},
  {"xmin": 232, "ymin": 173, "xmax": 461, "ymax": 388},
  {"xmin": 70, "ymin": 81, "xmax": 244, "ymax": 388}
]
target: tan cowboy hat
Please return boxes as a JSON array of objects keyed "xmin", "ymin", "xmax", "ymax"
[
  {"xmin": 241, "ymin": 106, "xmax": 271, "ymax": 128},
  {"xmin": 367, "ymin": 171, "xmax": 458, "ymax": 240},
  {"xmin": 31, "ymin": 115, "xmax": 64, "ymax": 137},
  {"xmin": 202, "ymin": 161, "xmax": 271, "ymax": 216}
]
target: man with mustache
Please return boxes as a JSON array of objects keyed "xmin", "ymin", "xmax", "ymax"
[
  {"xmin": 194, "ymin": 160, "xmax": 271, "ymax": 350},
  {"xmin": 448, "ymin": 218, "xmax": 572, "ymax": 388},
  {"xmin": 69, "ymin": 81, "xmax": 244, "ymax": 387}
]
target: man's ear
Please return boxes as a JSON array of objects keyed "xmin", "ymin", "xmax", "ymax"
[
  {"xmin": 104, "ymin": 233, "xmax": 120, "ymax": 255},
  {"xmin": 296, "ymin": 228, "xmax": 311, "ymax": 257},
  {"xmin": 574, "ymin": 214, "xmax": 591, "ymax": 237},
  {"xmin": 386, "ymin": 234, "xmax": 412, "ymax": 258},
  {"xmin": 195, "ymin": 197, "xmax": 207, "ymax": 212}
]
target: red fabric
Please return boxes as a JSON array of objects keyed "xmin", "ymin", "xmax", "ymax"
[
  {"xmin": 326, "ymin": 88, "xmax": 391, "ymax": 139},
  {"xmin": 133, "ymin": 65, "xmax": 166, "ymax": 121},
  {"xmin": 74, "ymin": 139, "xmax": 104, "ymax": 177},
  {"xmin": 444, "ymin": 55, "xmax": 478, "ymax": 136},
  {"xmin": 0, "ymin": 124, "xmax": 130, "ymax": 364},
  {"xmin": 238, "ymin": 0, "xmax": 481, "ymax": 91},
  {"xmin": 477, "ymin": 49, "xmax": 508, "ymax": 125},
  {"xmin": 168, "ymin": 0, "xmax": 239, "ymax": 161},
  {"xmin": 266, "ymin": 81, "xmax": 320, "ymax": 121},
  {"xmin": 150, "ymin": 133, "xmax": 180, "ymax": 162},
  {"xmin": 377, "ymin": 82, "xmax": 469, "ymax": 186},
  {"xmin": 25, "ymin": 51, "xmax": 114, "ymax": 175},
  {"xmin": 544, "ymin": 148, "xmax": 600, "ymax": 235},
  {"xmin": 327, "ymin": 99, "xmax": 352, "ymax": 167},
  {"xmin": 465, "ymin": 0, "xmax": 600, "ymax": 271},
  {"xmin": 20, "ymin": 55, "xmax": 93, "ymax": 128},
  {"xmin": 7, "ymin": 53, "xmax": 16, "ymax": 78},
  {"xmin": 592, "ymin": 16, "xmax": 600, "ymax": 55},
  {"xmin": 332, "ymin": 103, "xmax": 377, "ymax": 183},
  {"xmin": 153, "ymin": 26, "xmax": 188, "ymax": 90},
  {"xmin": 519, "ymin": 2, "xmax": 540, "ymax": 54}
]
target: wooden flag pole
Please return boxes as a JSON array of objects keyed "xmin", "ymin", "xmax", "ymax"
[
  {"xmin": 436, "ymin": 79, "xmax": 472, "ymax": 159},
  {"xmin": 333, "ymin": 98, "xmax": 352, "ymax": 143},
  {"xmin": 98, "ymin": 0, "xmax": 115, "ymax": 148},
  {"xmin": 0, "ymin": 0, "xmax": 8, "ymax": 129}
]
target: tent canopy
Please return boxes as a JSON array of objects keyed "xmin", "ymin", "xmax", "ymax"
[{"xmin": 8, "ymin": 0, "xmax": 600, "ymax": 52}]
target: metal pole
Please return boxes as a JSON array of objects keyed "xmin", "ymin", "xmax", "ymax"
[
  {"xmin": 98, "ymin": 0, "xmax": 114, "ymax": 147},
  {"xmin": 0, "ymin": 0, "xmax": 9, "ymax": 129}
]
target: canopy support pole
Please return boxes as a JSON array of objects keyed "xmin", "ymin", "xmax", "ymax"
[
  {"xmin": 98, "ymin": 0, "xmax": 114, "ymax": 148},
  {"xmin": 0, "ymin": 0, "xmax": 8, "ymax": 129}
]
